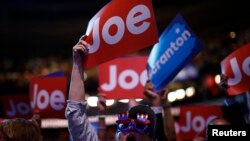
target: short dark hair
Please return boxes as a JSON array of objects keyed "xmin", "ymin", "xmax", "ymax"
[{"xmin": 0, "ymin": 118, "xmax": 42, "ymax": 141}]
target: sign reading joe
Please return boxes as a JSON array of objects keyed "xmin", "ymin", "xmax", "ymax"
[
  {"xmin": 29, "ymin": 76, "xmax": 67, "ymax": 118},
  {"xmin": 220, "ymin": 43, "xmax": 250, "ymax": 95},
  {"xmin": 85, "ymin": 0, "xmax": 158, "ymax": 68},
  {"xmin": 147, "ymin": 13, "xmax": 204, "ymax": 92},
  {"xmin": 98, "ymin": 56, "xmax": 148, "ymax": 99}
]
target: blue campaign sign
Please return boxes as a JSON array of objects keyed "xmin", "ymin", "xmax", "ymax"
[
  {"xmin": 43, "ymin": 70, "xmax": 64, "ymax": 77},
  {"xmin": 147, "ymin": 13, "xmax": 204, "ymax": 92}
]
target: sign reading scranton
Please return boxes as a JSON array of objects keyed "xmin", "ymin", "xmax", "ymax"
[
  {"xmin": 147, "ymin": 13, "xmax": 204, "ymax": 92},
  {"xmin": 148, "ymin": 27, "xmax": 191, "ymax": 77}
]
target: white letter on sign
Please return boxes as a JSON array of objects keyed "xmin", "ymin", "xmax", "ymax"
[
  {"xmin": 50, "ymin": 90, "xmax": 65, "ymax": 110},
  {"xmin": 101, "ymin": 65, "xmax": 117, "ymax": 91},
  {"xmin": 228, "ymin": 57, "xmax": 242, "ymax": 86},
  {"xmin": 127, "ymin": 4, "xmax": 151, "ymax": 35},
  {"xmin": 119, "ymin": 69, "xmax": 139, "ymax": 89},
  {"xmin": 243, "ymin": 56, "xmax": 250, "ymax": 76},
  {"xmin": 102, "ymin": 16, "xmax": 125, "ymax": 45},
  {"xmin": 89, "ymin": 18, "xmax": 101, "ymax": 54}
]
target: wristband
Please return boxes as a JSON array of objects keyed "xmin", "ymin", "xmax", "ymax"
[
  {"xmin": 151, "ymin": 106, "xmax": 163, "ymax": 114},
  {"xmin": 97, "ymin": 126, "xmax": 107, "ymax": 130},
  {"xmin": 98, "ymin": 115, "xmax": 106, "ymax": 119}
]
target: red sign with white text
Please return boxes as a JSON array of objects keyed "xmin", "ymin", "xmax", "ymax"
[
  {"xmin": 175, "ymin": 105, "xmax": 223, "ymax": 140},
  {"xmin": 98, "ymin": 56, "xmax": 148, "ymax": 99},
  {"xmin": 221, "ymin": 43, "xmax": 250, "ymax": 95},
  {"xmin": 0, "ymin": 95, "xmax": 32, "ymax": 119},
  {"xmin": 85, "ymin": 0, "xmax": 158, "ymax": 68},
  {"xmin": 29, "ymin": 77, "xmax": 67, "ymax": 118}
]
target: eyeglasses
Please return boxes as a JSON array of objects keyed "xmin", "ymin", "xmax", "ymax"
[{"xmin": 116, "ymin": 112, "xmax": 150, "ymax": 134}]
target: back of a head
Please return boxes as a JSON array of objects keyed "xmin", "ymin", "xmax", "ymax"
[
  {"xmin": 0, "ymin": 118, "xmax": 42, "ymax": 141},
  {"xmin": 208, "ymin": 117, "xmax": 230, "ymax": 125},
  {"xmin": 205, "ymin": 117, "xmax": 230, "ymax": 140},
  {"xmin": 128, "ymin": 104, "xmax": 157, "ymax": 140}
]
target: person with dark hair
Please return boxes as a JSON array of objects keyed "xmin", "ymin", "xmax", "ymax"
[
  {"xmin": 208, "ymin": 117, "xmax": 230, "ymax": 125},
  {"xmin": 65, "ymin": 35, "xmax": 158, "ymax": 141},
  {"xmin": 143, "ymin": 80, "xmax": 176, "ymax": 141},
  {"xmin": 219, "ymin": 74, "xmax": 249, "ymax": 125},
  {"xmin": 193, "ymin": 116, "xmax": 231, "ymax": 141},
  {"xmin": 0, "ymin": 116, "xmax": 43, "ymax": 141},
  {"xmin": 115, "ymin": 104, "xmax": 157, "ymax": 141}
]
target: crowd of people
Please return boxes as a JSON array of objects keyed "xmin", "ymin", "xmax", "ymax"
[
  {"xmin": 0, "ymin": 114, "xmax": 43, "ymax": 141},
  {"xmin": 64, "ymin": 35, "xmax": 176, "ymax": 141},
  {"xmin": 0, "ymin": 34, "xmax": 177, "ymax": 141},
  {"xmin": 1, "ymin": 33, "xmax": 249, "ymax": 141},
  {"xmin": 63, "ymin": 34, "xmax": 249, "ymax": 141}
]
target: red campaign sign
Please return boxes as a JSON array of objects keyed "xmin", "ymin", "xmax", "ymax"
[
  {"xmin": 85, "ymin": 0, "xmax": 158, "ymax": 68},
  {"xmin": 0, "ymin": 95, "xmax": 32, "ymax": 119},
  {"xmin": 29, "ymin": 77, "xmax": 67, "ymax": 118},
  {"xmin": 221, "ymin": 43, "xmax": 250, "ymax": 95},
  {"xmin": 175, "ymin": 105, "xmax": 222, "ymax": 141},
  {"xmin": 98, "ymin": 56, "xmax": 148, "ymax": 99}
]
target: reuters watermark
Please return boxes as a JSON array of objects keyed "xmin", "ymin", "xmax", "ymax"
[{"xmin": 207, "ymin": 125, "xmax": 249, "ymax": 140}]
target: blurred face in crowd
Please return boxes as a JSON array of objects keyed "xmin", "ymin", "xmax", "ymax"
[
  {"xmin": 115, "ymin": 104, "xmax": 156, "ymax": 141},
  {"xmin": 115, "ymin": 113, "xmax": 152, "ymax": 141},
  {"xmin": 115, "ymin": 131, "xmax": 151, "ymax": 141}
]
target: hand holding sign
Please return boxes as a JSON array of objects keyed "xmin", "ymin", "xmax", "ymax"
[
  {"xmin": 85, "ymin": 0, "xmax": 158, "ymax": 68},
  {"xmin": 220, "ymin": 43, "xmax": 250, "ymax": 95},
  {"xmin": 147, "ymin": 13, "xmax": 204, "ymax": 92}
]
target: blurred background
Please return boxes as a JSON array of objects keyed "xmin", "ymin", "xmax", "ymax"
[{"xmin": 1, "ymin": 0, "xmax": 250, "ymax": 140}]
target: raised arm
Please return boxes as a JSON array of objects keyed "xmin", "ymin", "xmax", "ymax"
[
  {"xmin": 161, "ymin": 88, "xmax": 176, "ymax": 141},
  {"xmin": 143, "ymin": 81, "xmax": 167, "ymax": 141},
  {"xmin": 144, "ymin": 80, "xmax": 176, "ymax": 141},
  {"xmin": 68, "ymin": 35, "xmax": 88, "ymax": 102},
  {"xmin": 65, "ymin": 35, "xmax": 99, "ymax": 141}
]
